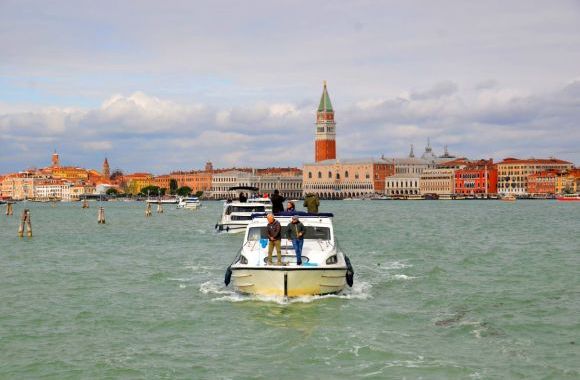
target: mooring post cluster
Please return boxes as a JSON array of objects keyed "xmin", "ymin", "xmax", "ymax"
[
  {"xmin": 6, "ymin": 202, "xmax": 14, "ymax": 216},
  {"xmin": 145, "ymin": 203, "xmax": 152, "ymax": 217},
  {"xmin": 18, "ymin": 209, "xmax": 32, "ymax": 238},
  {"xmin": 157, "ymin": 202, "xmax": 163, "ymax": 213}
]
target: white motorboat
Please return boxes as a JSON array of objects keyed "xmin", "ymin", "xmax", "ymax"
[
  {"xmin": 224, "ymin": 212, "xmax": 354, "ymax": 297},
  {"xmin": 146, "ymin": 196, "xmax": 179, "ymax": 204},
  {"xmin": 215, "ymin": 201, "xmax": 268, "ymax": 233},
  {"xmin": 177, "ymin": 196, "xmax": 201, "ymax": 209}
]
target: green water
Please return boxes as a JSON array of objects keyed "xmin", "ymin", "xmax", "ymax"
[{"xmin": 0, "ymin": 200, "xmax": 578, "ymax": 379}]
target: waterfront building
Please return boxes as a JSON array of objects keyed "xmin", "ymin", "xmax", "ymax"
[
  {"xmin": 34, "ymin": 179, "xmax": 69, "ymax": 200},
  {"xmin": 211, "ymin": 169, "xmax": 302, "ymax": 200},
  {"xmin": 385, "ymin": 174, "xmax": 421, "ymax": 198},
  {"xmin": 555, "ymin": 168, "xmax": 580, "ymax": 194},
  {"xmin": 527, "ymin": 171, "xmax": 558, "ymax": 196},
  {"xmin": 454, "ymin": 159, "xmax": 498, "ymax": 196},
  {"xmin": 303, "ymin": 158, "xmax": 393, "ymax": 199},
  {"xmin": 125, "ymin": 173, "xmax": 154, "ymax": 195},
  {"xmin": 1, "ymin": 172, "xmax": 42, "ymax": 200},
  {"xmin": 315, "ymin": 81, "xmax": 336, "ymax": 162},
  {"xmin": 168, "ymin": 171, "xmax": 213, "ymax": 193},
  {"xmin": 497, "ymin": 158, "xmax": 573, "ymax": 195},
  {"xmin": 384, "ymin": 143, "xmax": 457, "ymax": 198},
  {"xmin": 420, "ymin": 169, "xmax": 456, "ymax": 197}
]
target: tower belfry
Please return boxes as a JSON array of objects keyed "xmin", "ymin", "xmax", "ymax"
[
  {"xmin": 102, "ymin": 157, "xmax": 110, "ymax": 178},
  {"xmin": 315, "ymin": 81, "xmax": 336, "ymax": 162}
]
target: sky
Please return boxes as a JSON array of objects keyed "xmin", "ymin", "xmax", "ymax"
[{"xmin": 1, "ymin": 0, "xmax": 579, "ymax": 174}]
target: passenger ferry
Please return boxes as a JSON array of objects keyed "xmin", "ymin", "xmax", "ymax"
[{"xmin": 224, "ymin": 212, "xmax": 354, "ymax": 297}]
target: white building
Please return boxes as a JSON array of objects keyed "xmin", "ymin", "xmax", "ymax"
[{"xmin": 419, "ymin": 169, "xmax": 456, "ymax": 197}]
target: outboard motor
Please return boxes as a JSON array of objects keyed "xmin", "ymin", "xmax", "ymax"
[{"xmin": 345, "ymin": 255, "xmax": 354, "ymax": 287}]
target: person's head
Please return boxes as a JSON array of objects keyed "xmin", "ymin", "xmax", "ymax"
[
  {"xmin": 291, "ymin": 215, "xmax": 299, "ymax": 224},
  {"xmin": 274, "ymin": 189, "xmax": 279, "ymax": 195},
  {"xmin": 287, "ymin": 201, "xmax": 295, "ymax": 209},
  {"xmin": 267, "ymin": 213, "xmax": 275, "ymax": 223}
]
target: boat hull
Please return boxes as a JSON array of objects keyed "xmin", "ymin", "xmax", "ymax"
[
  {"xmin": 231, "ymin": 267, "xmax": 347, "ymax": 297},
  {"xmin": 556, "ymin": 196, "xmax": 580, "ymax": 202}
]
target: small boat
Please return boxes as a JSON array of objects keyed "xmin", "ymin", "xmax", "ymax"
[
  {"xmin": 556, "ymin": 194, "xmax": 580, "ymax": 202},
  {"xmin": 224, "ymin": 212, "xmax": 354, "ymax": 297},
  {"xmin": 146, "ymin": 196, "xmax": 179, "ymax": 204},
  {"xmin": 177, "ymin": 196, "xmax": 201, "ymax": 209},
  {"xmin": 501, "ymin": 194, "xmax": 517, "ymax": 202}
]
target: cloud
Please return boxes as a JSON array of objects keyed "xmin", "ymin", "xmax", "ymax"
[{"xmin": 0, "ymin": 81, "xmax": 578, "ymax": 174}]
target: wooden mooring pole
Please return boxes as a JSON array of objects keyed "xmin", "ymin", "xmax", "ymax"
[
  {"xmin": 157, "ymin": 202, "xmax": 163, "ymax": 214},
  {"xmin": 18, "ymin": 209, "xmax": 32, "ymax": 237},
  {"xmin": 145, "ymin": 203, "xmax": 152, "ymax": 217},
  {"xmin": 97, "ymin": 207, "xmax": 106, "ymax": 224},
  {"xmin": 82, "ymin": 199, "xmax": 89, "ymax": 209},
  {"xmin": 6, "ymin": 202, "xmax": 14, "ymax": 216}
]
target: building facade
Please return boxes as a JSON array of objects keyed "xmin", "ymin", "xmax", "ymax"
[
  {"xmin": 211, "ymin": 170, "xmax": 302, "ymax": 200},
  {"xmin": 527, "ymin": 171, "xmax": 557, "ymax": 195},
  {"xmin": 420, "ymin": 169, "xmax": 455, "ymax": 196},
  {"xmin": 454, "ymin": 159, "xmax": 498, "ymax": 196},
  {"xmin": 555, "ymin": 168, "xmax": 580, "ymax": 194},
  {"xmin": 303, "ymin": 158, "xmax": 394, "ymax": 199},
  {"xmin": 497, "ymin": 158, "xmax": 573, "ymax": 195}
]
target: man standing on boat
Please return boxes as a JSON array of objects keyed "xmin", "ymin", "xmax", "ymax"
[
  {"xmin": 286, "ymin": 215, "xmax": 306, "ymax": 265},
  {"xmin": 303, "ymin": 193, "xmax": 320, "ymax": 214},
  {"xmin": 266, "ymin": 214, "xmax": 282, "ymax": 265},
  {"xmin": 270, "ymin": 189, "xmax": 285, "ymax": 214}
]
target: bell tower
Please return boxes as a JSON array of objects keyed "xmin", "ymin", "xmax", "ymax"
[
  {"xmin": 51, "ymin": 150, "xmax": 60, "ymax": 167},
  {"xmin": 102, "ymin": 157, "xmax": 110, "ymax": 179},
  {"xmin": 315, "ymin": 81, "xmax": 336, "ymax": 162}
]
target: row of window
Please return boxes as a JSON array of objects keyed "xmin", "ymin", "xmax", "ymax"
[
  {"xmin": 386, "ymin": 181, "xmax": 419, "ymax": 188},
  {"xmin": 307, "ymin": 171, "xmax": 371, "ymax": 180}
]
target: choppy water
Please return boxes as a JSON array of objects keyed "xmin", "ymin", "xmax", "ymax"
[{"xmin": 0, "ymin": 200, "xmax": 578, "ymax": 379}]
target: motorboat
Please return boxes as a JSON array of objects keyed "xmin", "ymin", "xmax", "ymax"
[
  {"xmin": 501, "ymin": 194, "xmax": 517, "ymax": 202},
  {"xmin": 177, "ymin": 196, "xmax": 201, "ymax": 209},
  {"xmin": 146, "ymin": 196, "xmax": 179, "ymax": 204},
  {"xmin": 224, "ymin": 212, "xmax": 354, "ymax": 297},
  {"xmin": 215, "ymin": 186, "xmax": 272, "ymax": 233},
  {"xmin": 556, "ymin": 194, "xmax": 580, "ymax": 202},
  {"xmin": 215, "ymin": 201, "xmax": 268, "ymax": 233}
]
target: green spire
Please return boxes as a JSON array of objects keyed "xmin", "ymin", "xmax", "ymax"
[{"xmin": 317, "ymin": 81, "xmax": 333, "ymax": 113}]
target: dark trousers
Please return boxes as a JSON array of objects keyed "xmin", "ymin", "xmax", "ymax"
[{"xmin": 291, "ymin": 238, "xmax": 304, "ymax": 265}]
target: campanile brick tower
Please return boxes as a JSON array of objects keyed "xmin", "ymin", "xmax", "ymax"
[
  {"xmin": 315, "ymin": 81, "xmax": 336, "ymax": 162},
  {"xmin": 102, "ymin": 157, "xmax": 110, "ymax": 179}
]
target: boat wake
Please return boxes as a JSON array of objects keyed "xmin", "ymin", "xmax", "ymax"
[{"xmin": 199, "ymin": 280, "xmax": 372, "ymax": 305}]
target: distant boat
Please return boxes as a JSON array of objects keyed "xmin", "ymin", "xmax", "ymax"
[
  {"xmin": 146, "ymin": 196, "xmax": 179, "ymax": 204},
  {"xmin": 501, "ymin": 194, "xmax": 517, "ymax": 202},
  {"xmin": 177, "ymin": 196, "xmax": 201, "ymax": 209},
  {"xmin": 556, "ymin": 194, "xmax": 580, "ymax": 202}
]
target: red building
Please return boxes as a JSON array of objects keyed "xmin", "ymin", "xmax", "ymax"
[
  {"xmin": 527, "ymin": 170, "xmax": 557, "ymax": 195},
  {"xmin": 455, "ymin": 159, "xmax": 498, "ymax": 196}
]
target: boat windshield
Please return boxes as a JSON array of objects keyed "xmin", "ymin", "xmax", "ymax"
[
  {"xmin": 247, "ymin": 226, "xmax": 331, "ymax": 241},
  {"xmin": 226, "ymin": 205, "xmax": 265, "ymax": 214}
]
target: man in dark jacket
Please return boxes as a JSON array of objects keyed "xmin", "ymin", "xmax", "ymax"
[
  {"xmin": 286, "ymin": 215, "xmax": 306, "ymax": 265},
  {"xmin": 270, "ymin": 189, "xmax": 286, "ymax": 214},
  {"xmin": 303, "ymin": 193, "xmax": 320, "ymax": 214},
  {"xmin": 266, "ymin": 214, "xmax": 282, "ymax": 265}
]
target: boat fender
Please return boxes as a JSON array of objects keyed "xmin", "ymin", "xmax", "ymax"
[
  {"xmin": 345, "ymin": 255, "xmax": 354, "ymax": 287},
  {"xmin": 215, "ymin": 223, "xmax": 218, "ymax": 230},
  {"xmin": 224, "ymin": 266, "xmax": 232, "ymax": 286}
]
